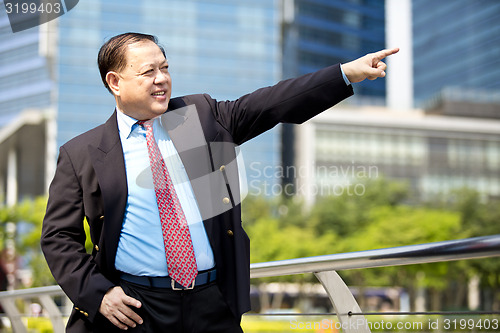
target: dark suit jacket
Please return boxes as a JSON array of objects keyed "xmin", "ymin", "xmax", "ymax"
[{"xmin": 41, "ymin": 64, "xmax": 353, "ymax": 332}]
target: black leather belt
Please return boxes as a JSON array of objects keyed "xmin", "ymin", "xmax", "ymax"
[{"xmin": 120, "ymin": 269, "xmax": 217, "ymax": 290}]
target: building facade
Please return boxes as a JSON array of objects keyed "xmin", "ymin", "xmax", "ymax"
[
  {"xmin": 0, "ymin": 0, "xmax": 282, "ymax": 201},
  {"xmin": 412, "ymin": 0, "xmax": 500, "ymax": 107},
  {"xmin": 295, "ymin": 106, "xmax": 500, "ymax": 205},
  {"xmin": 280, "ymin": 0, "xmax": 386, "ymax": 194},
  {"xmin": 0, "ymin": 15, "xmax": 54, "ymax": 122},
  {"xmin": 286, "ymin": 0, "xmax": 500, "ymax": 203},
  {"xmin": 282, "ymin": 0, "xmax": 386, "ymax": 98}
]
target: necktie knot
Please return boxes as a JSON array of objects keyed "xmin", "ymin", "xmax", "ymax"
[{"xmin": 137, "ymin": 119, "xmax": 152, "ymax": 129}]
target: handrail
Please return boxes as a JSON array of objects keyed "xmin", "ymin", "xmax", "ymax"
[
  {"xmin": 1, "ymin": 235, "xmax": 496, "ymax": 299},
  {"xmin": 0, "ymin": 285, "xmax": 64, "ymax": 298},
  {"xmin": 250, "ymin": 234, "xmax": 500, "ymax": 278}
]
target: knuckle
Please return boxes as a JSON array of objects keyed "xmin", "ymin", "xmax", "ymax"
[
  {"xmin": 111, "ymin": 319, "xmax": 125, "ymax": 330},
  {"xmin": 117, "ymin": 313, "xmax": 131, "ymax": 324}
]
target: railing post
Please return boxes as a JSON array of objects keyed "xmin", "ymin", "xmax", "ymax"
[
  {"xmin": 0, "ymin": 298, "xmax": 28, "ymax": 333},
  {"xmin": 315, "ymin": 270, "xmax": 371, "ymax": 333},
  {"xmin": 39, "ymin": 294, "xmax": 66, "ymax": 333}
]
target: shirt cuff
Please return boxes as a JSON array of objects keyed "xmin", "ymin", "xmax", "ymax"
[{"xmin": 340, "ymin": 65, "xmax": 351, "ymax": 86}]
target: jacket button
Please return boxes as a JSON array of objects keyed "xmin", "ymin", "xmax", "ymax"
[
  {"xmin": 222, "ymin": 197, "xmax": 230, "ymax": 205},
  {"xmin": 83, "ymin": 311, "xmax": 89, "ymax": 317},
  {"xmin": 94, "ymin": 245, "xmax": 99, "ymax": 251},
  {"xmin": 99, "ymin": 215, "xmax": 104, "ymax": 221},
  {"xmin": 219, "ymin": 165, "xmax": 225, "ymax": 172},
  {"xmin": 227, "ymin": 230, "xmax": 234, "ymax": 237}
]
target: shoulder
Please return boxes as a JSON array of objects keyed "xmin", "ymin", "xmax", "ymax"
[
  {"xmin": 168, "ymin": 94, "xmax": 215, "ymax": 111},
  {"xmin": 61, "ymin": 123, "xmax": 106, "ymax": 152},
  {"xmin": 168, "ymin": 94, "xmax": 220, "ymax": 126},
  {"xmin": 61, "ymin": 111, "xmax": 118, "ymax": 152}
]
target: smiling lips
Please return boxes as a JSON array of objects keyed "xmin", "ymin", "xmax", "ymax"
[{"xmin": 151, "ymin": 91, "xmax": 168, "ymax": 102}]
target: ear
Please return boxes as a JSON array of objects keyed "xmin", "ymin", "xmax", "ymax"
[{"xmin": 106, "ymin": 71, "xmax": 121, "ymax": 96}]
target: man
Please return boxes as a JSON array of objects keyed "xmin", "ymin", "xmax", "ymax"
[{"xmin": 41, "ymin": 32, "xmax": 398, "ymax": 332}]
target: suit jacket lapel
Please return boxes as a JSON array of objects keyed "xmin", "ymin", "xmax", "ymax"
[
  {"xmin": 88, "ymin": 110, "xmax": 128, "ymax": 269},
  {"xmin": 160, "ymin": 105, "xmax": 220, "ymax": 237},
  {"xmin": 160, "ymin": 104, "xmax": 212, "ymax": 178}
]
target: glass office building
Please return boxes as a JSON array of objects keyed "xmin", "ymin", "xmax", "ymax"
[
  {"xmin": 0, "ymin": 0, "xmax": 281, "ymax": 195},
  {"xmin": 412, "ymin": 0, "xmax": 500, "ymax": 106},
  {"xmin": 0, "ymin": 20, "xmax": 53, "ymax": 122},
  {"xmin": 280, "ymin": 0, "xmax": 386, "ymax": 193},
  {"xmin": 283, "ymin": 0, "xmax": 386, "ymax": 99}
]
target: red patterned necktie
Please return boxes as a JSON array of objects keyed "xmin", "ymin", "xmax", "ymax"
[{"xmin": 139, "ymin": 119, "xmax": 198, "ymax": 287}]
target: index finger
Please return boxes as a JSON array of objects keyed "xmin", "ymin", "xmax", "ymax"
[
  {"xmin": 119, "ymin": 303, "xmax": 143, "ymax": 326},
  {"xmin": 374, "ymin": 48, "xmax": 400, "ymax": 61},
  {"xmin": 118, "ymin": 297, "xmax": 143, "ymax": 326}
]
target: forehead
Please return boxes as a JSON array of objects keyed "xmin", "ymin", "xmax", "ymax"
[{"xmin": 123, "ymin": 41, "xmax": 166, "ymax": 69}]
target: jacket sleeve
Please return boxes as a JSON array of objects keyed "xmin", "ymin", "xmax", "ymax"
[
  {"xmin": 41, "ymin": 146, "xmax": 115, "ymax": 323},
  {"xmin": 209, "ymin": 63, "xmax": 354, "ymax": 145}
]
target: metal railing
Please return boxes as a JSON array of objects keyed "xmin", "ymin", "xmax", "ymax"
[
  {"xmin": 251, "ymin": 234, "xmax": 500, "ymax": 278},
  {"xmin": 0, "ymin": 234, "xmax": 499, "ymax": 332},
  {"xmin": 0, "ymin": 285, "xmax": 68, "ymax": 333}
]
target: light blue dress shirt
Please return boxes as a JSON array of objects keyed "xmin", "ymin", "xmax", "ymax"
[
  {"xmin": 341, "ymin": 67, "xmax": 351, "ymax": 86},
  {"xmin": 114, "ymin": 110, "xmax": 215, "ymax": 277}
]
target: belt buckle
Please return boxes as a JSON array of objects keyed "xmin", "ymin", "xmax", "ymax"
[{"xmin": 171, "ymin": 279, "xmax": 195, "ymax": 290}]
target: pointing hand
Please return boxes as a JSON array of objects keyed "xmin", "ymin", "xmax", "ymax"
[{"xmin": 341, "ymin": 48, "xmax": 400, "ymax": 83}]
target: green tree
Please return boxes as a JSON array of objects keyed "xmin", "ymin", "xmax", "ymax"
[
  {"xmin": 243, "ymin": 179, "xmax": 500, "ymax": 312},
  {"xmin": 0, "ymin": 197, "xmax": 55, "ymax": 288},
  {"xmin": 308, "ymin": 177, "xmax": 410, "ymax": 236}
]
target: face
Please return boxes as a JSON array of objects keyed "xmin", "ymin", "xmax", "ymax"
[{"xmin": 107, "ymin": 41, "xmax": 172, "ymax": 120}]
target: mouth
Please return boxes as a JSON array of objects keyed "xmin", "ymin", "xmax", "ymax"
[{"xmin": 151, "ymin": 90, "xmax": 168, "ymax": 102}]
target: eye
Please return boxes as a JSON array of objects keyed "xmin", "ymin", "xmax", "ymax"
[{"xmin": 142, "ymin": 69, "xmax": 154, "ymax": 75}]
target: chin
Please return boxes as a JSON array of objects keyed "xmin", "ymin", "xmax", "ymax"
[{"xmin": 152, "ymin": 104, "xmax": 169, "ymax": 114}]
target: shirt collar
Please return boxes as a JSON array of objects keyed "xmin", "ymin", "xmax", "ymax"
[{"xmin": 116, "ymin": 107, "xmax": 142, "ymax": 140}]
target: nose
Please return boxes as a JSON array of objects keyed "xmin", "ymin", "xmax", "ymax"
[{"xmin": 154, "ymin": 69, "xmax": 169, "ymax": 85}]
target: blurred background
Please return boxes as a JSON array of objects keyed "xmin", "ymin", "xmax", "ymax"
[{"xmin": 0, "ymin": 0, "xmax": 499, "ymax": 331}]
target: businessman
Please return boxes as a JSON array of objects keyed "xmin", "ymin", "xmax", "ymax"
[{"xmin": 41, "ymin": 32, "xmax": 398, "ymax": 332}]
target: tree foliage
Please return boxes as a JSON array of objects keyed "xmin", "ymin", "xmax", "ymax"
[
  {"xmin": 242, "ymin": 178, "xmax": 500, "ymax": 310},
  {"xmin": 0, "ymin": 196, "xmax": 54, "ymax": 287}
]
